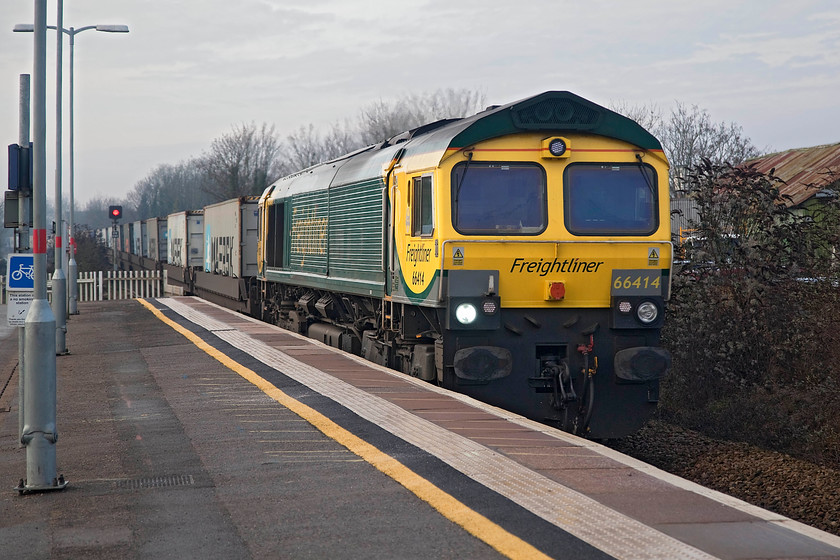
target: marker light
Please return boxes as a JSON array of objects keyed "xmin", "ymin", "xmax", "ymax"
[
  {"xmin": 636, "ymin": 301, "xmax": 659, "ymax": 324},
  {"xmin": 542, "ymin": 136, "xmax": 571, "ymax": 159},
  {"xmin": 548, "ymin": 138, "xmax": 567, "ymax": 156},
  {"xmin": 482, "ymin": 300, "xmax": 497, "ymax": 314},
  {"xmin": 618, "ymin": 300, "xmax": 632, "ymax": 313},
  {"xmin": 455, "ymin": 303, "xmax": 478, "ymax": 324}
]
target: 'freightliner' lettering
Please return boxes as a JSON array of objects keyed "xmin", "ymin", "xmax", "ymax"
[
  {"xmin": 406, "ymin": 243, "xmax": 432, "ymax": 266},
  {"xmin": 510, "ymin": 257, "xmax": 604, "ymax": 276}
]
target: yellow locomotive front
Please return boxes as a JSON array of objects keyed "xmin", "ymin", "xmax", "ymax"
[{"xmin": 390, "ymin": 93, "xmax": 672, "ymax": 438}]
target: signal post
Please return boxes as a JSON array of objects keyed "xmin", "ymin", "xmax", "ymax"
[{"xmin": 109, "ymin": 205, "xmax": 122, "ymax": 271}]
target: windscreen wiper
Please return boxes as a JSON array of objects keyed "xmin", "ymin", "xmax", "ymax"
[
  {"xmin": 454, "ymin": 152, "xmax": 474, "ymax": 204},
  {"xmin": 635, "ymin": 153, "xmax": 657, "ymax": 197}
]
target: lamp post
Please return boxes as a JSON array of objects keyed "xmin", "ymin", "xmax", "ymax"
[
  {"xmin": 13, "ymin": 21, "xmax": 129, "ymax": 318},
  {"xmin": 16, "ymin": 0, "xmax": 63, "ymax": 494}
]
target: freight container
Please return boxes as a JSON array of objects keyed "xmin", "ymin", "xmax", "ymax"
[
  {"xmin": 120, "ymin": 223, "xmax": 130, "ymax": 253},
  {"xmin": 132, "ymin": 220, "xmax": 143, "ymax": 257},
  {"xmin": 203, "ymin": 197, "xmax": 259, "ymax": 278},
  {"xmin": 144, "ymin": 217, "xmax": 168, "ymax": 262},
  {"xmin": 167, "ymin": 210, "xmax": 204, "ymax": 268}
]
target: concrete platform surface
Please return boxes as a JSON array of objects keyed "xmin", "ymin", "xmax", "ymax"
[{"xmin": 0, "ymin": 298, "xmax": 838, "ymax": 560}]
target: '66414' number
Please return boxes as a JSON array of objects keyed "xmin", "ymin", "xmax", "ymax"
[{"xmin": 610, "ymin": 270, "xmax": 662, "ymax": 296}]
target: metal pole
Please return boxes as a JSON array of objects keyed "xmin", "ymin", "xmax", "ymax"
[
  {"xmin": 18, "ymin": 0, "xmax": 65, "ymax": 494},
  {"xmin": 18, "ymin": 74, "xmax": 31, "ymax": 446},
  {"xmin": 52, "ymin": 0, "xmax": 68, "ymax": 355},
  {"xmin": 68, "ymin": 27, "xmax": 78, "ymax": 315},
  {"xmin": 113, "ymin": 224, "xmax": 118, "ymax": 271},
  {"xmin": 63, "ymin": 220, "xmax": 69, "ymax": 273},
  {"xmin": 17, "ymin": 76, "xmax": 30, "ymax": 248}
]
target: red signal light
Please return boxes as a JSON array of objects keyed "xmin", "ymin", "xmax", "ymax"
[{"xmin": 108, "ymin": 205, "xmax": 123, "ymax": 220}]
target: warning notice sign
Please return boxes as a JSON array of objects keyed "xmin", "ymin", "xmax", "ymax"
[{"xmin": 452, "ymin": 247, "xmax": 464, "ymax": 266}]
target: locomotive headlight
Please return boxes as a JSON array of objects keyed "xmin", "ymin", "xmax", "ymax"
[
  {"xmin": 455, "ymin": 303, "xmax": 478, "ymax": 325},
  {"xmin": 447, "ymin": 271, "xmax": 501, "ymax": 330},
  {"xmin": 636, "ymin": 301, "xmax": 659, "ymax": 324}
]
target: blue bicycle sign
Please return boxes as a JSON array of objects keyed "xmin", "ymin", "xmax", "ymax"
[
  {"xmin": 6, "ymin": 254, "xmax": 35, "ymax": 291},
  {"xmin": 11, "ymin": 263, "xmax": 34, "ymax": 281}
]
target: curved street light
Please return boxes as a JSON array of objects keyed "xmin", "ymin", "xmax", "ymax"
[{"xmin": 14, "ymin": 21, "xmax": 129, "ymax": 319}]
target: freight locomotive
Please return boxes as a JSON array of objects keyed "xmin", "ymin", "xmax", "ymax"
[{"xmin": 108, "ymin": 91, "xmax": 673, "ymax": 439}]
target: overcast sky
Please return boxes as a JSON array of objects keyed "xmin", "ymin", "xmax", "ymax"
[{"xmin": 1, "ymin": 0, "xmax": 838, "ymax": 206}]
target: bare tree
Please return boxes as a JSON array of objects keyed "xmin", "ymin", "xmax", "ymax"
[
  {"xmin": 407, "ymin": 88, "xmax": 486, "ymax": 121},
  {"xmin": 609, "ymin": 99, "xmax": 665, "ymax": 138},
  {"xmin": 357, "ymin": 99, "xmax": 414, "ymax": 146},
  {"xmin": 124, "ymin": 158, "xmax": 214, "ymax": 221},
  {"xmin": 358, "ymin": 88, "xmax": 486, "ymax": 145},
  {"xmin": 116, "ymin": 90, "xmax": 487, "ymax": 213},
  {"xmin": 660, "ymin": 102, "xmax": 761, "ymax": 192},
  {"xmin": 76, "ymin": 195, "xmax": 128, "ymax": 229},
  {"xmin": 201, "ymin": 122, "xmax": 285, "ymax": 201},
  {"xmin": 612, "ymin": 100, "xmax": 761, "ymax": 193},
  {"xmin": 284, "ymin": 88, "xmax": 487, "ymax": 171}
]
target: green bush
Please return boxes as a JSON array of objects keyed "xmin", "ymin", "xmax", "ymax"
[{"xmin": 661, "ymin": 160, "xmax": 840, "ymax": 467}]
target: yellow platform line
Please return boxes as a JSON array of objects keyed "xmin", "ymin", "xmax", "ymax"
[{"xmin": 138, "ymin": 298, "xmax": 552, "ymax": 560}]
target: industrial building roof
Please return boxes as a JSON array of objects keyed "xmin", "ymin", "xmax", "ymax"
[{"xmin": 747, "ymin": 142, "xmax": 840, "ymax": 207}]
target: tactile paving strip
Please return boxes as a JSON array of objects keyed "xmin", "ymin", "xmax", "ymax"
[{"xmin": 160, "ymin": 297, "xmax": 717, "ymax": 560}]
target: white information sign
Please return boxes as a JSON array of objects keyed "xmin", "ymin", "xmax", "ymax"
[{"xmin": 7, "ymin": 291, "xmax": 34, "ymax": 326}]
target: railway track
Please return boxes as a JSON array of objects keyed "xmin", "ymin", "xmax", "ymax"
[{"xmin": 607, "ymin": 419, "xmax": 840, "ymax": 536}]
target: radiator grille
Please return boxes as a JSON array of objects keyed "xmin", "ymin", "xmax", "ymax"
[{"xmin": 513, "ymin": 99, "xmax": 601, "ymax": 129}]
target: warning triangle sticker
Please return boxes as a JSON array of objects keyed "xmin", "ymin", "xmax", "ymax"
[
  {"xmin": 453, "ymin": 248, "xmax": 464, "ymax": 259},
  {"xmin": 648, "ymin": 248, "xmax": 659, "ymax": 259}
]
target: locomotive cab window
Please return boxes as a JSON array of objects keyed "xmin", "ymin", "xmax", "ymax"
[
  {"xmin": 265, "ymin": 201, "xmax": 285, "ymax": 267},
  {"xmin": 412, "ymin": 175, "xmax": 434, "ymax": 237},
  {"xmin": 564, "ymin": 163, "xmax": 658, "ymax": 236},
  {"xmin": 451, "ymin": 162, "xmax": 546, "ymax": 235}
]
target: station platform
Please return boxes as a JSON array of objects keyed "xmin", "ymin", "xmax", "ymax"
[{"xmin": 1, "ymin": 297, "xmax": 839, "ymax": 560}]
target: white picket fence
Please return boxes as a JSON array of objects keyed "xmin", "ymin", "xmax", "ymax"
[
  {"xmin": 1, "ymin": 270, "xmax": 166, "ymax": 304},
  {"xmin": 77, "ymin": 270, "xmax": 166, "ymax": 301}
]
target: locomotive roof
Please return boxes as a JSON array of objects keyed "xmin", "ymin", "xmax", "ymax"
[
  {"xmin": 264, "ymin": 90, "xmax": 664, "ymax": 200},
  {"xmin": 405, "ymin": 90, "xmax": 663, "ymax": 155}
]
